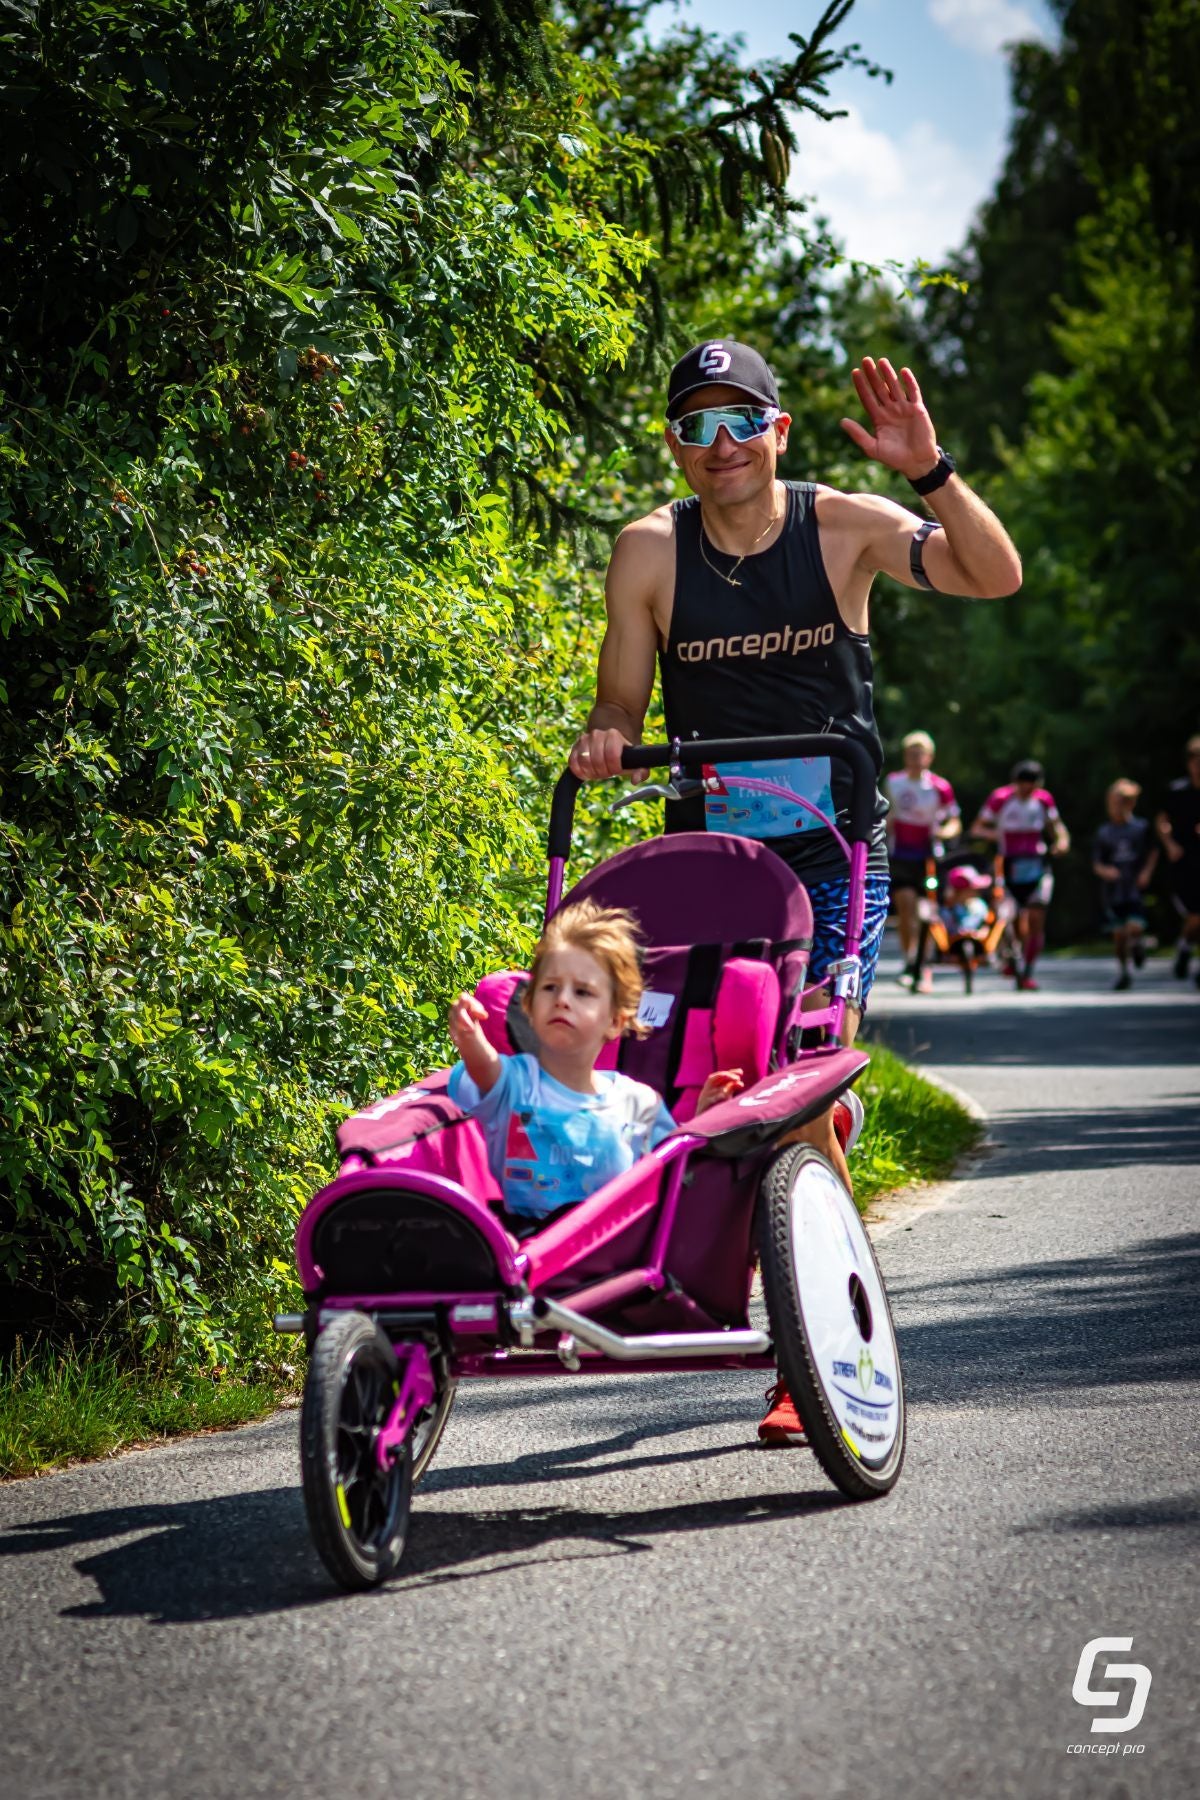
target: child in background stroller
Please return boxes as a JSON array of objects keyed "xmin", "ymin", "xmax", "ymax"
[{"xmin": 912, "ymin": 860, "xmax": 1010, "ymax": 993}]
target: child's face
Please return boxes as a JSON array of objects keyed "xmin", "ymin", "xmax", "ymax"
[{"xmin": 528, "ymin": 946, "xmax": 622, "ymax": 1061}]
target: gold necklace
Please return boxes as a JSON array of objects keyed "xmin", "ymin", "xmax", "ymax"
[{"xmin": 698, "ymin": 500, "xmax": 781, "ymax": 588}]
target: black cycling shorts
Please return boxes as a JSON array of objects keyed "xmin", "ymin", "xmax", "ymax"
[
  {"xmin": 1168, "ymin": 869, "xmax": 1200, "ymax": 918},
  {"xmin": 1004, "ymin": 855, "xmax": 1053, "ymax": 909},
  {"xmin": 889, "ymin": 855, "xmax": 929, "ymax": 895}
]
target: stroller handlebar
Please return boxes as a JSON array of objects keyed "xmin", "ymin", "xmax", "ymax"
[{"xmin": 549, "ymin": 733, "xmax": 877, "ymax": 861}]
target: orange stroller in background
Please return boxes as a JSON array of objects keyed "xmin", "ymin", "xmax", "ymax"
[{"xmin": 913, "ymin": 858, "xmax": 1013, "ymax": 993}]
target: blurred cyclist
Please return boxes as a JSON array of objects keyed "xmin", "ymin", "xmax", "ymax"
[
  {"xmin": 1155, "ymin": 734, "xmax": 1200, "ymax": 985},
  {"xmin": 970, "ymin": 759, "xmax": 1069, "ymax": 990},
  {"xmin": 885, "ymin": 728, "xmax": 961, "ymax": 992},
  {"xmin": 1093, "ymin": 779, "xmax": 1158, "ymax": 990}
]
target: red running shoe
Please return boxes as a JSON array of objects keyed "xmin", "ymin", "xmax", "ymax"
[
  {"xmin": 758, "ymin": 1379, "xmax": 809, "ymax": 1447},
  {"xmin": 1017, "ymin": 973, "xmax": 1039, "ymax": 991},
  {"xmin": 833, "ymin": 1090, "xmax": 865, "ymax": 1155}
]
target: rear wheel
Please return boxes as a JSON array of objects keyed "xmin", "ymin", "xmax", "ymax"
[
  {"xmin": 758, "ymin": 1145, "xmax": 905, "ymax": 1498},
  {"xmin": 301, "ymin": 1311, "xmax": 412, "ymax": 1590}
]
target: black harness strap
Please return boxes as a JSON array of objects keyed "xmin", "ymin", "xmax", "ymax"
[{"xmin": 647, "ymin": 941, "xmax": 723, "ymax": 1106}]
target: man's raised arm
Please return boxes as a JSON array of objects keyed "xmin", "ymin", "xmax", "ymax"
[
  {"xmin": 568, "ymin": 513, "xmax": 668, "ymax": 781},
  {"xmin": 837, "ymin": 356, "xmax": 1022, "ymax": 602}
]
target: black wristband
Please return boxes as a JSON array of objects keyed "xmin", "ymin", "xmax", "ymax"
[{"xmin": 908, "ymin": 447, "xmax": 956, "ymax": 495}]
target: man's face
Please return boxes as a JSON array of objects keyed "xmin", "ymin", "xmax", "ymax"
[
  {"xmin": 664, "ymin": 382, "xmax": 790, "ymax": 508},
  {"xmin": 903, "ymin": 744, "xmax": 932, "ymax": 775},
  {"xmin": 1187, "ymin": 746, "xmax": 1200, "ymax": 786}
]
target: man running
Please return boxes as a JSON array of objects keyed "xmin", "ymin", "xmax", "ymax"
[
  {"xmin": 1156, "ymin": 735, "xmax": 1200, "ymax": 984},
  {"xmin": 886, "ymin": 729, "xmax": 961, "ymax": 991},
  {"xmin": 970, "ymin": 759, "xmax": 1069, "ymax": 990},
  {"xmin": 567, "ymin": 337, "xmax": 1021, "ymax": 1446},
  {"xmin": 1093, "ymin": 779, "xmax": 1157, "ymax": 990}
]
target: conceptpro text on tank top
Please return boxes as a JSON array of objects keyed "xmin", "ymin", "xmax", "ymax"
[{"xmin": 673, "ymin": 621, "xmax": 837, "ymax": 663}]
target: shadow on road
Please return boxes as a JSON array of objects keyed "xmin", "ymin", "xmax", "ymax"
[
  {"xmin": 868, "ymin": 992, "xmax": 1199, "ymax": 1070},
  {"xmin": 421, "ymin": 1399, "xmax": 758, "ymax": 1495},
  {"xmin": 894, "ymin": 1229, "xmax": 1200, "ymax": 1401},
  {"xmin": 394, "ymin": 1485, "xmax": 847, "ymax": 1592},
  {"xmin": 954, "ymin": 1102, "xmax": 1200, "ymax": 1179},
  {"xmin": 0, "ymin": 1426, "xmax": 847, "ymax": 1621},
  {"xmin": 1016, "ymin": 1490, "xmax": 1200, "ymax": 1544}
]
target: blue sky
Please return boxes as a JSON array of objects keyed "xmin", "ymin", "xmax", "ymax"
[{"xmin": 649, "ymin": 0, "xmax": 1059, "ymax": 268}]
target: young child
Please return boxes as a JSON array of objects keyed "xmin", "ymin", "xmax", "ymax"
[
  {"xmin": 1093, "ymin": 779, "xmax": 1158, "ymax": 990},
  {"xmin": 940, "ymin": 864, "xmax": 992, "ymax": 939},
  {"xmin": 447, "ymin": 901, "xmax": 742, "ymax": 1232}
]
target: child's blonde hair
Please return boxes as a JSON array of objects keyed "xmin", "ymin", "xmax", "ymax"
[{"xmin": 524, "ymin": 901, "xmax": 648, "ymax": 1037}]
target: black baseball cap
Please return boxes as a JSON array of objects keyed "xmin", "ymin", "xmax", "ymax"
[
  {"xmin": 1011, "ymin": 759, "xmax": 1044, "ymax": 784},
  {"xmin": 666, "ymin": 339, "xmax": 780, "ymax": 417}
]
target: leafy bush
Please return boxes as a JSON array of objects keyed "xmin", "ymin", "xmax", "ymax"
[{"xmin": 0, "ymin": 0, "xmax": 861, "ymax": 1361}]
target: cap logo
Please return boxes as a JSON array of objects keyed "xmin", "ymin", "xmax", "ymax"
[{"xmin": 698, "ymin": 342, "xmax": 732, "ymax": 376}]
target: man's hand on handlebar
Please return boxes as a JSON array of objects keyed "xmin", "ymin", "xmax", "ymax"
[{"xmin": 569, "ymin": 729, "xmax": 647, "ymax": 783}]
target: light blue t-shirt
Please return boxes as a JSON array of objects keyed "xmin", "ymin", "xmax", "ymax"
[{"xmin": 448, "ymin": 1054, "xmax": 676, "ymax": 1219}]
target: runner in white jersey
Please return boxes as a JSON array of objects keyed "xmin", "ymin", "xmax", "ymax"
[
  {"xmin": 970, "ymin": 758, "xmax": 1070, "ymax": 990},
  {"xmin": 885, "ymin": 729, "xmax": 960, "ymax": 991}
]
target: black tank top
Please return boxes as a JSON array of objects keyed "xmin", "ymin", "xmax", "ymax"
[{"xmin": 659, "ymin": 482, "xmax": 887, "ymax": 885}]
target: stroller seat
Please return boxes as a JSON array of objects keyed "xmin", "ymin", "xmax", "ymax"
[{"xmin": 473, "ymin": 831, "xmax": 813, "ymax": 1116}]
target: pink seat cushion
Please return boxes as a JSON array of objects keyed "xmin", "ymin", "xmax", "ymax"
[
  {"xmin": 673, "ymin": 958, "xmax": 781, "ymax": 1120},
  {"xmin": 473, "ymin": 970, "xmax": 529, "ymax": 1054}
]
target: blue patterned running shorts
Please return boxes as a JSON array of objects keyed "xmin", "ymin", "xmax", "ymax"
[{"xmin": 804, "ymin": 873, "xmax": 891, "ymax": 1012}]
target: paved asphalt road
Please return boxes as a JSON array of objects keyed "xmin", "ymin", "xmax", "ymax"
[{"xmin": 2, "ymin": 953, "xmax": 1197, "ymax": 1800}]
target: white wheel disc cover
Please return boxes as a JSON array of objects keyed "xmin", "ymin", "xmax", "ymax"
[{"xmin": 788, "ymin": 1161, "xmax": 901, "ymax": 1464}]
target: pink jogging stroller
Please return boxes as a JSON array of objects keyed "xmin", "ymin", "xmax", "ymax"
[{"xmin": 276, "ymin": 734, "xmax": 905, "ymax": 1591}]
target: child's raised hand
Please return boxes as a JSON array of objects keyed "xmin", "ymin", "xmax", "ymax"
[
  {"xmin": 696, "ymin": 1067, "xmax": 744, "ymax": 1114},
  {"xmin": 447, "ymin": 991, "xmax": 488, "ymax": 1053}
]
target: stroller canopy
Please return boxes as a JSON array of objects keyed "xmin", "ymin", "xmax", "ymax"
[{"xmin": 561, "ymin": 830, "xmax": 813, "ymax": 948}]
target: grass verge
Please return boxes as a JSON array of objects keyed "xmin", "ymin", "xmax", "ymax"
[
  {"xmin": 0, "ymin": 1342, "xmax": 295, "ymax": 1481},
  {"xmin": 851, "ymin": 1041, "xmax": 982, "ymax": 1211}
]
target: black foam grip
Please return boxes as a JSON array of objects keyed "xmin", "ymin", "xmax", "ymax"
[{"xmin": 547, "ymin": 769, "xmax": 581, "ymax": 859}]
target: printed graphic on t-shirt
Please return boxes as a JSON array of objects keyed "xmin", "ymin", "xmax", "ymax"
[
  {"xmin": 448, "ymin": 1055, "xmax": 675, "ymax": 1218},
  {"xmin": 979, "ymin": 785, "xmax": 1059, "ymax": 857},
  {"xmin": 886, "ymin": 770, "xmax": 959, "ymax": 856},
  {"xmin": 704, "ymin": 756, "xmax": 835, "ymax": 841},
  {"xmin": 1093, "ymin": 816, "xmax": 1152, "ymax": 902}
]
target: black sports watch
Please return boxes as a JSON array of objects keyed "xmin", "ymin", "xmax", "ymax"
[{"xmin": 907, "ymin": 447, "xmax": 956, "ymax": 496}]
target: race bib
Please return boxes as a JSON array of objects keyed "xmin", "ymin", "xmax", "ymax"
[{"xmin": 703, "ymin": 756, "xmax": 835, "ymax": 841}]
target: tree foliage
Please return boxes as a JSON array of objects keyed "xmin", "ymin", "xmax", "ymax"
[
  {"xmin": 885, "ymin": 0, "xmax": 1200, "ymax": 928},
  {"xmin": 0, "ymin": 0, "xmax": 865, "ymax": 1359}
]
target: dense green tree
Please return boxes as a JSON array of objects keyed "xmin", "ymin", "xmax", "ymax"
[{"xmin": 0, "ymin": 0, "xmax": 865, "ymax": 1359}]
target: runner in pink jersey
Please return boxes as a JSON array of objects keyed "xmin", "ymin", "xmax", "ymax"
[
  {"xmin": 970, "ymin": 758, "xmax": 1070, "ymax": 990},
  {"xmin": 885, "ymin": 729, "xmax": 961, "ymax": 990}
]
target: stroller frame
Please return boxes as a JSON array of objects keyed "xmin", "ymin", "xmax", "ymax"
[{"xmin": 278, "ymin": 734, "xmax": 906, "ymax": 1589}]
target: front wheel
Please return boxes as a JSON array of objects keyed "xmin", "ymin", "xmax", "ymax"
[
  {"xmin": 301, "ymin": 1311, "xmax": 413, "ymax": 1590},
  {"xmin": 758, "ymin": 1145, "xmax": 905, "ymax": 1498},
  {"xmin": 412, "ymin": 1376, "xmax": 455, "ymax": 1485}
]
